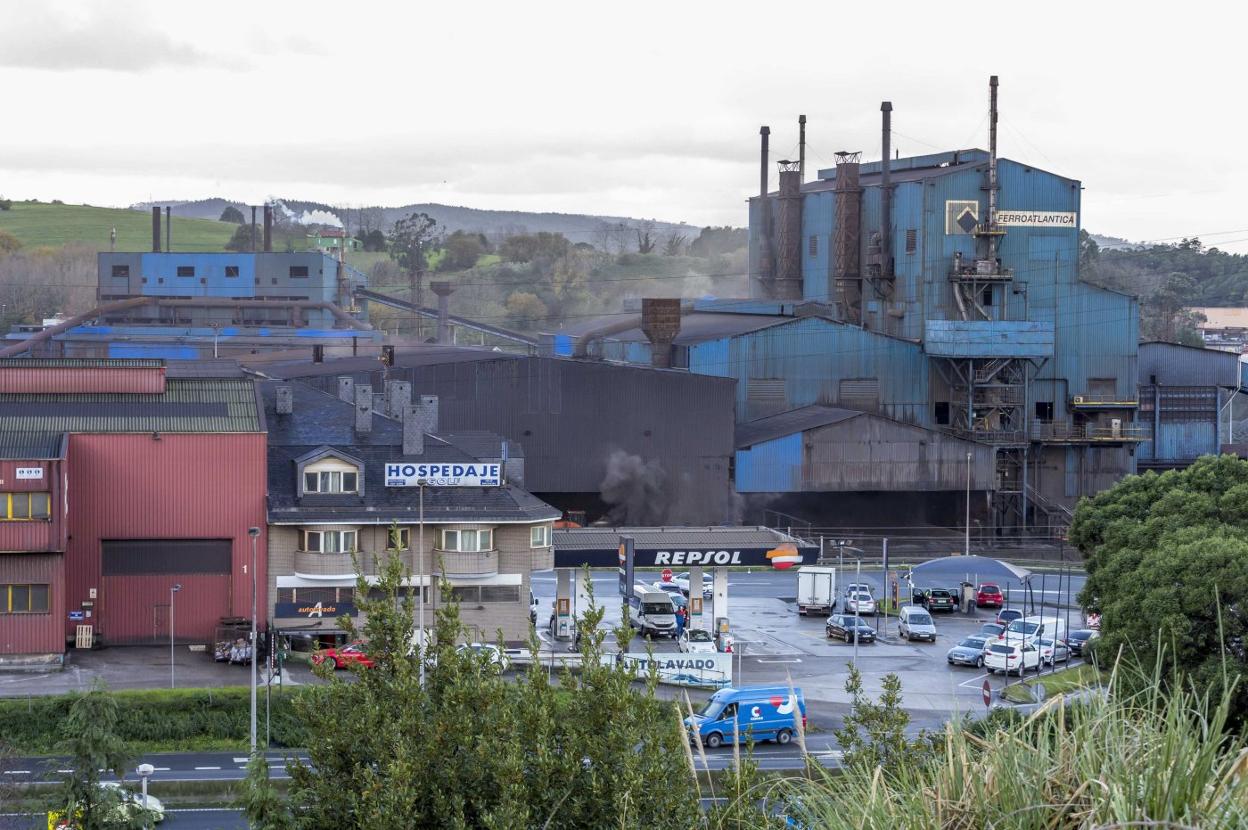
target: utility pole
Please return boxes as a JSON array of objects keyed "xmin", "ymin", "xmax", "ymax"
[
  {"xmin": 852, "ymin": 557, "xmax": 862, "ymax": 667},
  {"xmin": 248, "ymin": 527, "xmax": 260, "ymax": 756},
  {"xmin": 418, "ymin": 480, "xmax": 427, "ymax": 688},
  {"xmin": 965, "ymin": 452, "xmax": 973, "ymax": 556}
]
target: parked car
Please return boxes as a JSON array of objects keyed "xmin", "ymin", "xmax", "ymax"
[
  {"xmin": 679, "ymin": 628, "xmax": 717, "ymax": 653},
  {"xmin": 947, "ymin": 635, "xmax": 990, "ymax": 668},
  {"xmin": 898, "ymin": 605, "xmax": 937, "ymax": 642},
  {"xmin": 312, "ymin": 642, "xmax": 374, "ymax": 670},
  {"xmin": 975, "ymin": 583, "xmax": 1004, "ymax": 608},
  {"xmin": 1037, "ymin": 637, "xmax": 1070, "ymax": 665},
  {"xmin": 458, "ymin": 643, "xmax": 509, "ymax": 670},
  {"xmin": 684, "ymin": 686, "xmax": 807, "ymax": 749},
  {"xmin": 529, "ymin": 590, "xmax": 539, "ymax": 625},
  {"xmin": 1067, "ymin": 628, "xmax": 1100, "ymax": 656},
  {"xmin": 52, "ymin": 782, "xmax": 166, "ymax": 828},
  {"xmin": 996, "ymin": 608, "xmax": 1024, "ymax": 627},
  {"xmin": 979, "ymin": 622, "xmax": 1005, "ymax": 639},
  {"xmin": 652, "ymin": 580, "xmax": 685, "ymax": 600},
  {"xmin": 844, "ymin": 582, "xmax": 873, "ymax": 598},
  {"xmin": 845, "ymin": 592, "xmax": 877, "ymax": 616},
  {"xmin": 826, "ymin": 614, "xmax": 876, "ymax": 643},
  {"xmin": 985, "ymin": 641, "xmax": 1041, "ymax": 676},
  {"xmin": 675, "ymin": 571, "xmax": 714, "ymax": 598},
  {"xmin": 916, "ymin": 588, "xmax": 958, "ymax": 613}
]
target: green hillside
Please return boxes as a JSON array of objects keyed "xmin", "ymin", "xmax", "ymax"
[{"xmin": 0, "ymin": 201, "xmax": 236, "ymax": 251}]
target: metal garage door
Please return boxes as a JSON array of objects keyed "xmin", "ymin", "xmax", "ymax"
[{"xmin": 101, "ymin": 540, "xmax": 233, "ymax": 645}]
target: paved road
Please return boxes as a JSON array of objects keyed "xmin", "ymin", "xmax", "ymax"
[{"xmin": 0, "ymin": 809, "xmax": 246, "ymax": 829}]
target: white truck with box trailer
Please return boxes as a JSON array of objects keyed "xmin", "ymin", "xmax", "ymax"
[{"xmin": 796, "ymin": 566, "xmax": 837, "ymax": 616}]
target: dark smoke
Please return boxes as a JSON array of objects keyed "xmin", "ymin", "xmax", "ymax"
[{"xmin": 599, "ymin": 449, "xmax": 741, "ymax": 525}]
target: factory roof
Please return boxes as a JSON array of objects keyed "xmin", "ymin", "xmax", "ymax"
[
  {"xmin": 553, "ymin": 525, "xmax": 814, "ymax": 551},
  {"xmin": 559, "ymin": 311, "xmax": 815, "ymax": 344},
  {"xmin": 245, "ymin": 345, "xmax": 513, "ymax": 380},
  {"xmin": 0, "ymin": 358, "xmax": 163, "ymax": 369},
  {"xmin": 0, "ymin": 378, "xmax": 263, "ymax": 433},
  {"xmin": 0, "ymin": 432, "xmax": 66, "ymax": 460},
  {"xmin": 735, "ymin": 405, "xmax": 862, "ymax": 448}
]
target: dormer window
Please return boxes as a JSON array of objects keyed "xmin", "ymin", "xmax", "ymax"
[{"xmin": 304, "ymin": 470, "xmax": 358, "ymax": 494}]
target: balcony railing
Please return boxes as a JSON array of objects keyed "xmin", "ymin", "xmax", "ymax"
[
  {"xmin": 433, "ymin": 549, "xmax": 499, "ymax": 578},
  {"xmin": 1031, "ymin": 422, "xmax": 1149, "ymax": 444},
  {"xmin": 1069, "ymin": 394, "xmax": 1140, "ymax": 409},
  {"xmin": 530, "ymin": 546, "xmax": 554, "ymax": 572}
]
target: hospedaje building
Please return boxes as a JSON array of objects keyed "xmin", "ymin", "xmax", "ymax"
[{"xmin": 260, "ymin": 378, "xmax": 559, "ymax": 649}]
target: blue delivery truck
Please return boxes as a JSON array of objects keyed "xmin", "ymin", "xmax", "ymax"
[{"xmin": 684, "ymin": 686, "xmax": 807, "ymax": 748}]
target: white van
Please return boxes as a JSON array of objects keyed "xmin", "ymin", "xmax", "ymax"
[
  {"xmin": 630, "ymin": 585, "xmax": 678, "ymax": 639},
  {"xmin": 898, "ymin": 605, "xmax": 937, "ymax": 642},
  {"xmin": 1002, "ymin": 616, "xmax": 1067, "ymax": 647}
]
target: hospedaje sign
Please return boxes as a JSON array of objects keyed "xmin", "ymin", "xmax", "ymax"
[{"xmin": 385, "ymin": 462, "xmax": 502, "ymax": 487}]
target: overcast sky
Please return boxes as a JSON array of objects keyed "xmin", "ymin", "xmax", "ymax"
[{"xmin": 2, "ymin": 1, "xmax": 1245, "ymax": 249}]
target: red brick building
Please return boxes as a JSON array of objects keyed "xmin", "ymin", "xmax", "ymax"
[{"xmin": 0, "ymin": 359, "xmax": 266, "ymax": 661}]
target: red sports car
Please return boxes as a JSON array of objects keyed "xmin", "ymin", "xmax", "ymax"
[
  {"xmin": 976, "ymin": 583, "xmax": 1004, "ymax": 608},
  {"xmin": 312, "ymin": 642, "xmax": 374, "ymax": 670}
]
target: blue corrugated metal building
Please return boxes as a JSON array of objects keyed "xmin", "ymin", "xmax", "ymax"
[{"xmin": 1137, "ymin": 341, "xmax": 1248, "ymax": 469}]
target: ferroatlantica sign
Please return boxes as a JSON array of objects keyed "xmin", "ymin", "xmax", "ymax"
[
  {"xmin": 385, "ymin": 462, "xmax": 502, "ymax": 487},
  {"xmin": 995, "ymin": 210, "xmax": 1077, "ymax": 228}
]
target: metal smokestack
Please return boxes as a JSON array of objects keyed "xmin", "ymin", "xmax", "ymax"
[
  {"xmin": 250, "ymin": 207, "xmax": 257, "ymax": 253},
  {"xmin": 775, "ymin": 160, "xmax": 803, "ymax": 300},
  {"xmin": 151, "ymin": 207, "xmax": 161, "ymax": 252},
  {"xmin": 263, "ymin": 205, "xmax": 273, "ymax": 252},
  {"xmin": 165, "ymin": 206, "xmax": 171, "ymax": 252},
  {"xmin": 430, "ymin": 281, "xmax": 455, "ymax": 344},
  {"xmin": 798, "ymin": 114, "xmax": 807, "ymax": 182},
  {"xmin": 833, "ymin": 151, "xmax": 863, "ymax": 323},
  {"xmin": 880, "ymin": 101, "xmax": 893, "ymax": 279},
  {"xmin": 988, "ymin": 75, "xmax": 1000, "ymax": 262},
  {"xmin": 756, "ymin": 126, "xmax": 773, "ymax": 296}
]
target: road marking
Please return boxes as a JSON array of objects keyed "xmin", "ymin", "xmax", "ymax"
[
  {"xmin": 153, "ymin": 767, "xmax": 170, "ymax": 771},
  {"xmin": 194, "ymin": 766, "xmax": 221, "ymax": 770},
  {"xmin": 2, "ymin": 770, "xmax": 30, "ymax": 775},
  {"xmin": 958, "ymin": 671, "xmax": 991, "ymax": 688},
  {"xmin": 57, "ymin": 769, "xmax": 74, "ymax": 773},
  {"xmin": 755, "ymin": 658, "xmax": 802, "ymax": 664},
  {"xmin": 233, "ymin": 757, "xmax": 248, "ymax": 763}
]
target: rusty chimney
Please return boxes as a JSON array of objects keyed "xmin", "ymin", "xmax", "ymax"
[
  {"xmin": 430, "ymin": 281, "xmax": 454, "ymax": 345},
  {"xmin": 833, "ymin": 151, "xmax": 863, "ymax": 323},
  {"xmin": 151, "ymin": 207, "xmax": 161, "ymax": 253},
  {"xmin": 880, "ymin": 101, "xmax": 893, "ymax": 280},
  {"xmin": 775, "ymin": 159, "xmax": 804, "ymax": 300},
  {"xmin": 640, "ymin": 298, "xmax": 682, "ymax": 368},
  {"xmin": 263, "ymin": 204, "xmax": 273, "ymax": 252}
]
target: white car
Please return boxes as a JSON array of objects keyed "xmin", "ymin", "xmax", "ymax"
[
  {"xmin": 673, "ymin": 572, "xmax": 714, "ymax": 598},
  {"xmin": 652, "ymin": 580, "xmax": 685, "ymax": 600},
  {"xmin": 95, "ymin": 782, "xmax": 166, "ymax": 824},
  {"xmin": 844, "ymin": 582, "xmax": 873, "ymax": 598},
  {"xmin": 678, "ymin": 628, "xmax": 716, "ymax": 653},
  {"xmin": 1038, "ymin": 637, "xmax": 1070, "ymax": 665},
  {"xmin": 845, "ymin": 592, "xmax": 876, "ymax": 615},
  {"xmin": 457, "ymin": 643, "xmax": 509, "ymax": 671},
  {"xmin": 985, "ymin": 640, "xmax": 1041, "ymax": 676}
]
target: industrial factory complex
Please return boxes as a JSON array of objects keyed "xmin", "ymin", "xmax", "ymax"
[{"xmin": 0, "ymin": 76, "xmax": 1245, "ymax": 663}]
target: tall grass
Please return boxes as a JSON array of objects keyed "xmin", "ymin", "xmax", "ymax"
[{"xmin": 781, "ymin": 669, "xmax": 1248, "ymax": 830}]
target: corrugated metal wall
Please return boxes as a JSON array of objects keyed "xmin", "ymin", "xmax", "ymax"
[
  {"xmin": 0, "ymin": 553, "xmax": 64, "ymax": 654},
  {"xmin": 66, "ymin": 433, "xmax": 267, "ymax": 645},
  {"xmin": 1139, "ymin": 342, "xmax": 1239, "ymax": 387},
  {"xmin": 0, "ymin": 458, "xmax": 67, "ymax": 553}
]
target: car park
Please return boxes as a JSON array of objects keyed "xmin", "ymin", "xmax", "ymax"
[
  {"xmin": 985, "ymin": 641, "xmax": 1041, "ymax": 676},
  {"xmin": 946, "ymin": 635, "xmax": 989, "ymax": 668},
  {"xmin": 975, "ymin": 583, "xmax": 1004, "ymax": 608},
  {"xmin": 674, "ymin": 571, "xmax": 714, "ymax": 598},
  {"xmin": 1067, "ymin": 628, "xmax": 1100, "ymax": 655},
  {"xmin": 1037, "ymin": 638, "xmax": 1070, "ymax": 666},
  {"xmin": 898, "ymin": 605, "xmax": 937, "ymax": 642},
  {"xmin": 1003, "ymin": 616, "xmax": 1067, "ymax": 647},
  {"xmin": 678, "ymin": 628, "xmax": 716, "ymax": 653},
  {"xmin": 845, "ymin": 592, "xmax": 876, "ymax": 615},
  {"xmin": 825, "ymin": 614, "xmax": 876, "ymax": 643},
  {"xmin": 915, "ymin": 588, "xmax": 957, "ymax": 612},
  {"xmin": 996, "ymin": 608, "xmax": 1024, "ymax": 627},
  {"xmin": 312, "ymin": 642, "xmax": 374, "ymax": 670}
]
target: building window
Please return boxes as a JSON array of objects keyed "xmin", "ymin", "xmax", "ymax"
[
  {"xmin": 934, "ymin": 402, "xmax": 951, "ymax": 425},
  {"xmin": 289, "ymin": 266, "xmax": 310, "ymax": 278},
  {"xmin": 0, "ymin": 492, "xmax": 51, "ymax": 521},
  {"xmin": 1035, "ymin": 401, "xmax": 1054, "ymax": 421},
  {"xmin": 808, "ymin": 235, "xmax": 818, "ymax": 257},
  {"xmin": 303, "ymin": 469, "xmax": 358, "ymax": 494},
  {"xmin": 449, "ymin": 586, "xmax": 480, "ymax": 604},
  {"xmin": 440, "ymin": 528, "xmax": 493, "ymax": 552},
  {"xmin": 905, "ymin": 229, "xmax": 917, "ymax": 253},
  {"xmin": 981, "ymin": 285, "xmax": 993, "ymax": 307},
  {"xmin": 530, "ymin": 525, "xmax": 552, "ymax": 548},
  {"xmin": 1, "ymin": 584, "xmax": 49, "ymax": 613},
  {"xmin": 225, "ymin": 265, "xmax": 240, "ymax": 278},
  {"xmin": 177, "ymin": 266, "xmax": 195, "ymax": 277},
  {"xmin": 481, "ymin": 585, "xmax": 520, "ymax": 603},
  {"xmin": 111, "ymin": 265, "xmax": 130, "ymax": 278},
  {"xmin": 301, "ymin": 529, "xmax": 357, "ymax": 554},
  {"xmin": 387, "ymin": 527, "xmax": 411, "ymax": 551}
]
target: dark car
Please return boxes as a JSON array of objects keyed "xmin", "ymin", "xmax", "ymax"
[
  {"xmin": 996, "ymin": 608, "xmax": 1024, "ymax": 627},
  {"xmin": 826, "ymin": 614, "xmax": 876, "ymax": 643},
  {"xmin": 1067, "ymin": 628, "xmax": 1100, "ymax": 655},
  {"xmin": 917, "ymin": 588, "xmax": 958, "ymax": 612}
]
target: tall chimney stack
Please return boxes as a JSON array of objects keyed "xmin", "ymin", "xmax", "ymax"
[
  {"xmin": 798, "ymin": 114, "xmax": 807, "ymax": 182},
  {"xmin": 756, "ymin": 126, "xmax": 773, "ymax": 296},
  {"xmin": 988, "ymin": 75, "xmax": 1000, "ymax": 262},
  {"xmin": 165, "ymin": 206, "xmax": 171, "ymax": 252},
  {"xmin": 880, "ymin": 102, "xmax": 893, "ymax": 280},
  {"xmin": 430, "ymin": 282, "xmax": 454, "ymax": 345},
  {"xmin": 355, "ymin": 384, "xmax": 373, "ymax": 433},
  {"xmin": 775, "ymin": 160, "xmax": 804, "ymax": 300},
  {"xmin": 250, "ymin": 206, "xmax": 257, "ymax": 253},
  {"xmin": 151, "ymin": 207, "xmax": 162, "ymax": 252},
  {"xmin": 833, "ymin": 151, "xmax": 863, "ymax": 323},
  {"xmin": 263, "ymin": 205, "xmax": 273, "ymax": 252},
  {"xmin": 337, "ymin": 375, "xmax": 355, "ymax": 403}
]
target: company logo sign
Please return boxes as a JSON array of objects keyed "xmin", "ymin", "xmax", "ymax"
[
  {"xmin": 615, "ymin": 652, "xmax": 732, "ymax": 687},
  {"xmin": 385, "ymin": 462, "xmax": 501, "ymax": 487},
  {"xmin": 653, "ymin": 550, "xmax": 741, "ymax": 566},
  {"xmin": 945, "ymin": 200, "xmax": 979, "ymax": 235},
  {"xmin": 15, "ymin": 467, "xmax": 43, "ymax": 480},
  {"xmin": 997, "ymin": 210, "xmax": 1077, "ymax": 228},
  {"xmin": 275, "ymin": 601, "xmax": 357, "ymax": 619},
  {"xmin": 766, "ymin": 543, "xmax": 803, "ymax": 570}
]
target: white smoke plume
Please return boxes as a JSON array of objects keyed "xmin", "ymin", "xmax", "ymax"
[{"xmin": 270, "ymin": 199, "xmax": 343, "ymax": 228}]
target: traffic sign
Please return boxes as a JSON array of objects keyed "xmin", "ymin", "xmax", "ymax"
[
  {"xmin": 661, "ymin": 567, "xmax": 673, "ymax": 583},
  {"xmin": 982, "ymin": 679, "xmax": 992, "ymax": 709}
]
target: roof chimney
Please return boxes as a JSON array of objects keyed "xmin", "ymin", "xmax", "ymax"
[
  {"xmin": 263, "ymin": 204, "xmax": 273, "ymax": 253},
  {"xmin": 419, "ymin": 394, "xmax": 439, "ymax": 434},
  {"xmin": 403, "ymin": 404, "xmax": 424, "ymax": 455},
  {"xmin": 337, "ymin": 375, "xmax": 354, "ymax": 403},
  {"xmin": 640, "ymin": 298, "xmax": 682, "ymax": 368},
  {"xmin": 151, "ymin": 207, "xmax": 162, "ymax": 253},
  {"xmin": 756, "ymin": 126, "xmax": 773, "ymax": 295},
  {"xmin": 275, "ymin": 385, "xmax": 293, "ymax": 415},
  {"xmin": 385, "ymin": 380, "xmax": 412, "ymax": 418},
  {"xmin": 165, "ymin": 206, "xmax": 171, "ymax": 252},
  {"xmin": 775, "ymin": 159, "xmax": 803, "ymax": 299},
  {"xmin": 880, "ymin": 101, "xmax": 893, "ymax": 280},
  {"xmin": 355, "ymin": 384, "xmax": 373, "ymax": 433},
  {"xmin": 430, "ymin": 281, "xmax": 454, "ymax": 344}
]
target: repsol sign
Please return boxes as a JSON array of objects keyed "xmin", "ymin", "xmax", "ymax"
[{"xmin": 653, "ymin": 550, "xmax": 741, "ymax": 566}]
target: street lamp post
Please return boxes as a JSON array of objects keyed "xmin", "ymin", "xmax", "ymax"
[
  {"xmin": 137, "ymin": 763, "xmax": 154, "ymax": 810},
  {"xmin": 418, "ymin": 479, "xmax": 428, "ymax": 688},
  {"xmin": 247, "ymin": 526, "xmax": 261, "ymax": 756},
  {"xmin": 852, "ymin": 557, "xmax": 862, "ymax": 667},
  {"xmin": 965, "ymin": 451, "xmax": 972, "ymax": 557},
  {"xmin": 169, "ymin": 583, "xmax": 181, "ymax": 688}
]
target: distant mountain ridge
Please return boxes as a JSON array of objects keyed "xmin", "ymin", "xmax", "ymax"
[{"xmin": 129, "ymin": 198, "xmax": 700, "ymax": 241}]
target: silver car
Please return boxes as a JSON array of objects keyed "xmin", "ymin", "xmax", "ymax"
[{"xmin": 946, "ymin": 635, "xmax": 989, "ymax": 668}]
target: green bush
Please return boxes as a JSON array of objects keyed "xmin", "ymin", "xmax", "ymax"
[{"xmin": 0, "ymin": 687, "xmax": 309, "ymax": 753}]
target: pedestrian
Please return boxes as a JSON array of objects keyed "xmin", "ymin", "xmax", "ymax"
[{"xmin": 675, "ymin": 605, "xmax": 687, "ymax": 637}]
